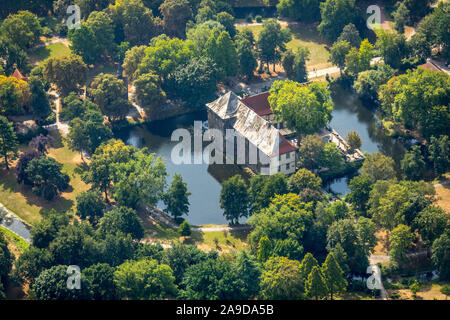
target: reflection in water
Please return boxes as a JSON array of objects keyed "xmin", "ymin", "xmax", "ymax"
[
  {"xmin": 325, "ymin": 85, "xmax": 405, "ymax": 195},
  {"xmin": 116, "ymin": 85, "xmax": 405, "ymax": 223}
]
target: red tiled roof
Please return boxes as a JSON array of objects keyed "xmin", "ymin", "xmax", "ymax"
[
  {"xmin": 240, "ymin": 91, "xmax": 273, "ymax": 116},
  {"xmin": 276, "ymin": 134, "xmax": 297, "ymax": 155},
  {"xmin": 11, "ymin": 69, "xmax": 28, "ymax": 81},
  {"xmin": 418, "ymin": 62, "xmax": 441, "ymax": 72}
]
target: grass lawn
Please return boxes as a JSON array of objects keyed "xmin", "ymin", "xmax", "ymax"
[
  {"xmin": 236, "ymin": 21, "xmax": 332, "ymax": 71},
  {"xmin": 390, "ymin": 281, "xmax": 449, "ymax": 300},
  {"xmin": 0, "ymin": 226, "xmax": 29, "ymax": 257},
  {"xmin": 188, "ymin": 229, "xmax": 250, "ymax": 253},
  {"xmin": 29, "ymin": 42, "xmax": 71, "ymax": 66},
  {"xmin": 0, "ymin": 131, "xmax": 89, "ymax": 225},
  {"xmin": 435, "ymin": 184, "xmax": 450, "ymax": 213}
]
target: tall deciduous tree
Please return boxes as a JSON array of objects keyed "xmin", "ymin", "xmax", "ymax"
[
  {"xmin": 257, "ymin": 19, "xmax": 291, "ymax": 72},
  {"xmin": 163, "ymin": 173, "xmax": 191, "ymax": 219},
  {"xmin": 268, "ymin": 80, "xmax": 333, "ymax": 137},
  {"xmin": 306, "ymin": 266, "xmax": 328, "ymax": 300},
  {"xmin": 259, "ymin": 256, "xmax": 304, "ymax": 300},
  {"xmin": 318, "ymin": 0, "xmax": 357, "ymax": 42},
  {"xmin": 329, "ymin": 40, "xmax": 351, "ymax": 74},
  {"xmin": 159, "ymin": 0, "xmax": 192, "ymax": 39},
  {"xmin": 89, "ymin": 73, "xmax": 130, "ymax": 122},
  {"xmin": 321, "ymin": 252, "xmax": 347, "ymax": 299},
  {"xmin": 114, "ymin": 258, "xmax": 177, "ymax": 299},
  {"xmin": 220, "ymin": 174, "xmax": 249, "ymax": 224},
  {"xmin": 0, "ymin": 116, "xmax": 18, "ymax": 170},
  {"xmin": 43, "ymin": 55, "xmax": 87, "ymax": 97}
]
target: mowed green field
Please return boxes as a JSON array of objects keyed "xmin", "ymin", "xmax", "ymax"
[
  {"xmin": 0, "ymin": 131, "xmax": 89, "ymax": 225},
  {"xmin": 237, "ymin": 21, "xmax": 332, "ymax": 70},
  {"xmin": 29, "ymin": 42, "xmax": 72, "ymax": 66}
]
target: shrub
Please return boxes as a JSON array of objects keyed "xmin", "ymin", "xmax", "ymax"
[
  {"xmin": 255, "ymin": 15, "xmax": 262, "ymax": 23},
  {"xmin": 179, "ymin": 220, "xmax": 191, "ymax": 237}
]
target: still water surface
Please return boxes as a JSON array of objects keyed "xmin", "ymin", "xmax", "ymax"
[{"xmin": 117, "ymin": 86, "xmax": 405, "ymax": 225}]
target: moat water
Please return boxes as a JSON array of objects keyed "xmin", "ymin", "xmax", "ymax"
[{"xmin": 116, "ymin": 85, "xmax": 405, "ymax": 225}]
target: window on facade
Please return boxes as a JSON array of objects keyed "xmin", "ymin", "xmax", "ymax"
[
  {"xmin": 286, "ymin": 152, "xmax": 290, "ymax": 159},
  {"xmin": 286, "ymin": 163, "xmax": 290, "ymax": 170}
]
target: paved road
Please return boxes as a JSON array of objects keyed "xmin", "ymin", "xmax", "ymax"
[{"xmin": 0, "ymin": 203, "xmax": 31, "ymax": 243}]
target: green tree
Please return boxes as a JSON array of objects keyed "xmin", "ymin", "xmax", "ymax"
[
  {"xmin": 205, "ymin": 30, "xmax": 238, "ymax": 78},
  {"xmin": 75, "ymin": 190, "xmax": 106, "ymax": 225},
  {"xmin": 163, "ymin": 173, "xmax": 191, "ymax": 219},
  {"xmin": 297, "ymin": 133, "xmax": 325, "ymax": 170},
  {"xmin": 282, "ymin": 47, "xmax": 310, "ymax": 82},
  {"xmin": 346, "ymin": 175, "xmax": 373, "ymax": 215},
  {"xmin": 337, "ymin": 23, "xmax": 361, "ymax": 47},
  {"xmin": 375, "ymin": 29, "xmax": 408, "ymax": 69},
  {"xmin": 161, "ymin": 242, "xmax": 208, "ymax": 284},
  {"xmin": 318, "ymin": 142, "xmax": 344, "ymax": 172},
  {"xmin": 159, "ymin": 0, "xmax": 192, "ymax": 39},
  {"xmin": 390, "ymin": 224, "xmax": 414, "ymax": 264},
  {"xmin": 306, "ymin": 266, "xmax": 328, "ymax": 300},
  {"xmin": 248, "ymin": 173, "xmax": 288, "ymax": 214},
  {"xmin": 353, "ymin": 64, "xmax": 395, "ymax": 102},
  {"xmin": 256, "ymin": 19, "xmax": 291, "ymax": 72},
  {"xmin": 321, "ymin": 252, "xmax": 347, "ymax": 299},
  {"xmin": 113, "ymin": 148, "xmax": 167, "ymax": 209},
  {"xmin": 25, "ymin": 156, "xmax": 70, "ymax": 200},
  {"xmin": 276, "ymin": 0, "xmax": 321, "ymax": 22},
  {"xmin": 187, "ymin": 20, "xmax": 225, "ymax": 51},
  {"xmin": 169, "ymin": 57, "xmax": 217, "ymax": 108},
  {"xmin": 137, "ymin": 35, "xmax": 196, "ymax": 83},
  {"xmin": 179, "ymin": 220, "xmax": 192, "ymax": 236},
  {"xmin": 123, "ymin": 45, "xmax": 147, "ymax": 82},
  {"xmin": 257, "ymin": 236, "xmax": 273, "ymax": 264},
  {"xmin": 14, "ymin": 247, "xmax": 53, "ymax": 284},
  {"xmin": 83, "ymin": 139, "xmax": 134, "ymax": 202},
  {"xmin": 43, "ymin": 55, "xmax": 87, "ymax": 97},
  {"xmin": 69, "ymin": 11, "xmax": 115, "ymax": 64},
  {"xmin": 28, "ymin": 76, "xmax": 51, "ymax": 121},
  {"xmin": 0, "ymin": 232, "xmax": 13, "ymax": 285},
  {"xmin": 220, "ymin": 175, "xmax": 249, "ymax": 224},
  {"xmin": 98, "ymin": 207, "xmax": 144, "ymax": 240},
  {"xmin": 345, "ymin": 39, "xmax": 374, "ymax": 74},
  {"xmin": 30, "ymin": 211, "xmax": 69, "ymax": 249},
  {"xmin": 410, "ymin": 279, "xmax": 420, "ymax": 299},
  {"xmin": 0, "ymin": 115, "xmax": 18, "ymax": 170},
  {"xmin": 361, "ymin": 152, "xmax": 396, "ymax": 182},
  {"xmin": 288, "ymin": 168, "xmax": 322, "ymax": 194},
  {"xmin": 327, "ymin": 219, "xmax": 372, "ymax": 274},
  {"xmin": 268, "ymin": 80, "xmax": 333, "ymax": 137},
  {"xmin": 216, "ymin": 11, "xmax": 236, "ymax": 38},
  {"xmin": 181, "ymin": 258, "xmax": 247, "ymax": 299},
  {"xmin": 428, "ymin": 135, "xmax": 449, "ymax": 176},
  {"xmin": 414, "ymin": 206, "xmax": 449, "ymax": 246},
  {"xmin": 393, "ymin": 1, "xmax": 410, "ymax": 34},
  {"xmin": 110, "ymin": 0, "xmax": 160, "ymax": 46},
  {"xmin": 346, "ymin": 130, "xmax": 361, "ymax": 151},
  {"xmin": 233, "ymin": 250, "xmax": 261, "ymax": 299},
  {"xmin": 83, "ymin": 263, "xmax": 118, "ymax": 300},
  {"xmin": 318, "ymin": 0, "xmax": 357, "ymax": 42},
  {"xmin": 236, "ymin": 38, "xmax": 257, "ymax": 80},
  {"xmin": 259, "ymin": 256, "xmax": 304, "ymax": 299},
  {"xmin": 134, "ymin": 72, "xmax": 166, "ymax": 113},
  {"xmin": 67, "ymin": 113, "xmax": 113, "ymax": 159},
  {"xmin": 432, "ymin": 231, "xmax": 450, "ymax": 280},
  {"xmin": 0, "ymin": 10, "xmax": 42, "ymax": 49},
  {"xmin": 114, "ymin": 258, "xmax": 177, "ymax": 299},
  {"xmin": 32, "ymin": 265, "xmax": 93, "ymax": 300},
  {"xmin": 299, "ymin": 252, "xmax": 319, "ymax": 281},
  {"xmin": 401, "ymin": 145, "xmax": 426, "ymax": 181},
  {"xmin": 89, "ymin": 73, "xmax": 130, "ymax": 122},
  {"xmin": 329, "ymin": 40, "xmax": 351, "ymax": 74}
]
